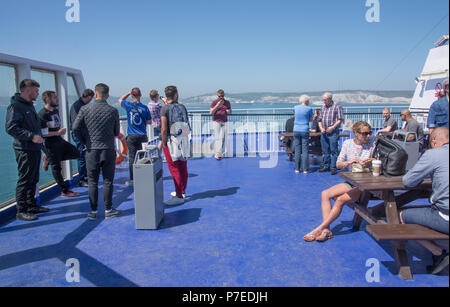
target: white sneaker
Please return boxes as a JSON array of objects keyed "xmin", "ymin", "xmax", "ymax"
[
  {"xmin": 295, "ymin": 170, "xmax": 300, "ymax": 174},
  {"xmin": 171, "ymin": 191, "xmax": 186, "ymax": 198},
  {"xmin": 165, "ymin": 196, "xmax": 185, "ymax": 206}
]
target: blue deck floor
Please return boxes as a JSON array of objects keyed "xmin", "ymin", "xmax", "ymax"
[{"xmin": 0, "ymin": 154, "xmax": 448, "ymax": 287}]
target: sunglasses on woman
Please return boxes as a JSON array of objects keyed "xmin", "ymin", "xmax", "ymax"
[{"xmin": 358, "ymin": 131, "xmax": 372, "ymax": 136}]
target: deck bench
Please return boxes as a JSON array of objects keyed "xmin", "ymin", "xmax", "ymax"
[
  {"xmin": 339, "ymin": 172, "xmax": 439, "ymax": 280},
  {"xmin": 366, "ymin": 224, "xmax": 449, "ymax": 241}
]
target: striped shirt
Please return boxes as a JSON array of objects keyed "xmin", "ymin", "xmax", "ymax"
[
  {"xmin": 147, "ymin": 101, "xmax": 162, "ymax": 128},
  {"xmin": 318, "ymin": 101, "xmax": 344, "ymax": 129}
]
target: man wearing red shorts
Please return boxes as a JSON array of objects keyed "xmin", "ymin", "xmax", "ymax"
[{"xmin": 161, "ymin": 86, "xmax": 189, "ymax": 206}]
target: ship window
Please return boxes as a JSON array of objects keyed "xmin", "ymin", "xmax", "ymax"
[
  {"xmin": 67, "ymin": 75, "xmax": 79, "ymax": 105},
  {"xmin": 0, "ymin": 63, "xmax": 18, "ymax": 204},
  {"xmin": 30, "ymin": 69, "xmax": 56, "ymax": 112}
]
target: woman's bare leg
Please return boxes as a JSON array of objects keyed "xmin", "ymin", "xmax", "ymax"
[
  {"xmin": 320, "ymin": 184, "xmax": 353, "ymax": 222},
  {"xmin": 314, "ymin": 186, "xmax": 361, "ymax": 233}
]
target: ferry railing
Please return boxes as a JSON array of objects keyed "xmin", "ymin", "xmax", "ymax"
[
  {"xmin": 119, "ymin": 112, "xmax": 405, "ymax": 157},
  {"xmin": 0, "ymin": 53, "xmax": 86, "ymax": 210},
  {"xmin": 187, "ymin": 105, "xmax": 407, "ymax": 115}
]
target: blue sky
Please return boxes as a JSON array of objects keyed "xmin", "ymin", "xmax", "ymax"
[{"xmin": 0, "ymin": 0, "xmax": 448, "ymax": 97}]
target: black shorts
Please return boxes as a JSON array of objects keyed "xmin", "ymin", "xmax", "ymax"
[{"xmin": 44, "ymin": 139, "xmax": 80, "ymax": 165}]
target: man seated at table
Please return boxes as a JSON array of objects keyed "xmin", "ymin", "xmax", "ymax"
[
  {"xmin": 400, "ymin": 127, "xmax": 449, "ymax": 275},
  {"xmin": 376, "ymin": 108, "xmax": 398, "ymax": 136},
  {"xmin": 280, "ymin": 116, "xmax": 295, "ymax": 154},
  {"xmin": 310, "ymin": 109, "xmax": 320, "ymax": 133},
  {"xmin": 399, "ymin": 110, "xmax": 424, "ymax": 150}
]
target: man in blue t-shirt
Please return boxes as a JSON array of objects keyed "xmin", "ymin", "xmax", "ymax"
[
  {"xmin": 428, "ymin": 79, "xmax": 449, "ymax": 134},
  {"xmin": 119, "ymin": 88, "xmax": 152, "ymax": 186}
]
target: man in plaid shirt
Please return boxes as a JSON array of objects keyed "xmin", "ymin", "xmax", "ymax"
[
  {"xmin": 318, "ymin": 92, "xmax": 344, "ymax": 175},
  {"xmin": 147, "ymin": 90, "xmax": 162, "ymax": 138}
]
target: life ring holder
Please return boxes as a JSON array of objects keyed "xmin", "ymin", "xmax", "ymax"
[{"xmin": 116, "ymin": 133, "xmax": 128, "ymax": 165}]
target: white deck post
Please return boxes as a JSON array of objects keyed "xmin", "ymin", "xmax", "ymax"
[
  {"xmin": 56, "ymin": 71, "xmax": 73, "ymax": 182},
  {"xmin": 15, "ymin": 64, "xmax": 31, "ymax": 88}
]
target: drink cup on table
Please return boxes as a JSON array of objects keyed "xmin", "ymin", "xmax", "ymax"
[{"xmin": 372, "ymin": 160, "xmax": 382, "ymax": 177}]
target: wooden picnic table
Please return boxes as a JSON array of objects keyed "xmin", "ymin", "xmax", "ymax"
[{"xmin": 339, "ymin": 172, "xmax": 434, "ymax": 280}]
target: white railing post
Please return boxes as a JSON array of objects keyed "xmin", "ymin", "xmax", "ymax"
[
  {"xmin": 15, "ymin": 64, "xmax": 31, "ymax": 87},
  {"xmin": 56, "ymin": 71, "xmax": 73, "ymax": 182},
  {"xmin": 193, "ymin": 114, "xmax": 202, "ymax": 155},
  {"xmin": 72, "ymin": 73, "xmax": 86, "ymax": 96}
]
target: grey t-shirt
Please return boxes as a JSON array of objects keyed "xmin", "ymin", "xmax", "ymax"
[
  {"xmin": 404, "ymin": 118, "xmax": 424, "ymax": 144},
  {"xmin": 383, "ymin": 117, "xmax": 398, "ymax": 131}
]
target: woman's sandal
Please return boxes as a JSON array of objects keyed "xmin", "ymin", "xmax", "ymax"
[
  {"xmin": 303, "ymin": 230, "xmax": 322, "ymax": 242},
  {"xmin": 316, "ymin": 230, "xmax": 334, "ymax": 242}
]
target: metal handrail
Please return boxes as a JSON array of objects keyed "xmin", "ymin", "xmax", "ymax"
[{"xmin": 120, "ymin": 112, "xmax": 407, "ymax": 121}]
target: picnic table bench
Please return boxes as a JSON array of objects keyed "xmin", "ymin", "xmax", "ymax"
[
  {"xmin": 339, "ymin": 172, "xmax": 448, "ymax": 280},
  {"xmin": 366, "ymin": 224, "xmax": 449, "ymax": 241}
]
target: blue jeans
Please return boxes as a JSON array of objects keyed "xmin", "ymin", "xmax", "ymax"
[
  {"xmin": 294, "ymin": 132, "xmax": 310, "ymax": 171},
  {"xmin": 401, "ymin": 205, "xmax": 449, "ymax": 235},
  {"xmin": 320, "ymin": 129, "xmax": 339, "ymax": 170},
  {"xmin": 72, "ymin": 132, "xmax": 87, "ymax": 181}
]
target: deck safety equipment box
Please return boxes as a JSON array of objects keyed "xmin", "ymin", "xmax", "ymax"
[{"xmin": 133, "ymin": 147, "xmax": 164, "ymax": 230}]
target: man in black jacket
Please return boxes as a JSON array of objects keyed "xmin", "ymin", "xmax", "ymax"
[
  {"xmin": 73, "ymin": 83, "xmax": 121, "ymax": 220},
  {"xmin": 5, "ymin": 79, "xmax": 50, "ymax": 221},
  {"xmin": 69, "ymin": 89, "xmax": 94, "ymax": 187}
]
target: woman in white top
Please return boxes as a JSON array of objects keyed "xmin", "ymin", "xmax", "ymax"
[{"xmin": 303, "ymin": 121, "xmax": 376, "ymax": 242}]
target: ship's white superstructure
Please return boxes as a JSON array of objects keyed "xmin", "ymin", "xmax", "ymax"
[{"xmin": 410, "ymin": 35, "xmax": 449, "ymax": 116}]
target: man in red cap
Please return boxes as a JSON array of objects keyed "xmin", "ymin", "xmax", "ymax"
[{"xmin": 119, "ymin": 88, "xmax": 152, "ymax": 186}]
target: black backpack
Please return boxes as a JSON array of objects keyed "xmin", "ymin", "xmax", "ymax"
[{"xmin": 373, "ymin": 135, "xmax": 408, "ymax": 177}]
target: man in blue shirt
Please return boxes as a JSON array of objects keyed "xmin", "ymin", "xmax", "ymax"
[
  {"xmin": 427, "ymin": 79, "xmax": 449, "ymax": 133},
  {"xmin": 119, "ymin": 88, "xmax": 152, "ymax": 186},
  {"xmin": 400, "ymin": 127, "xmax": 449, "ymax": 275}
]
